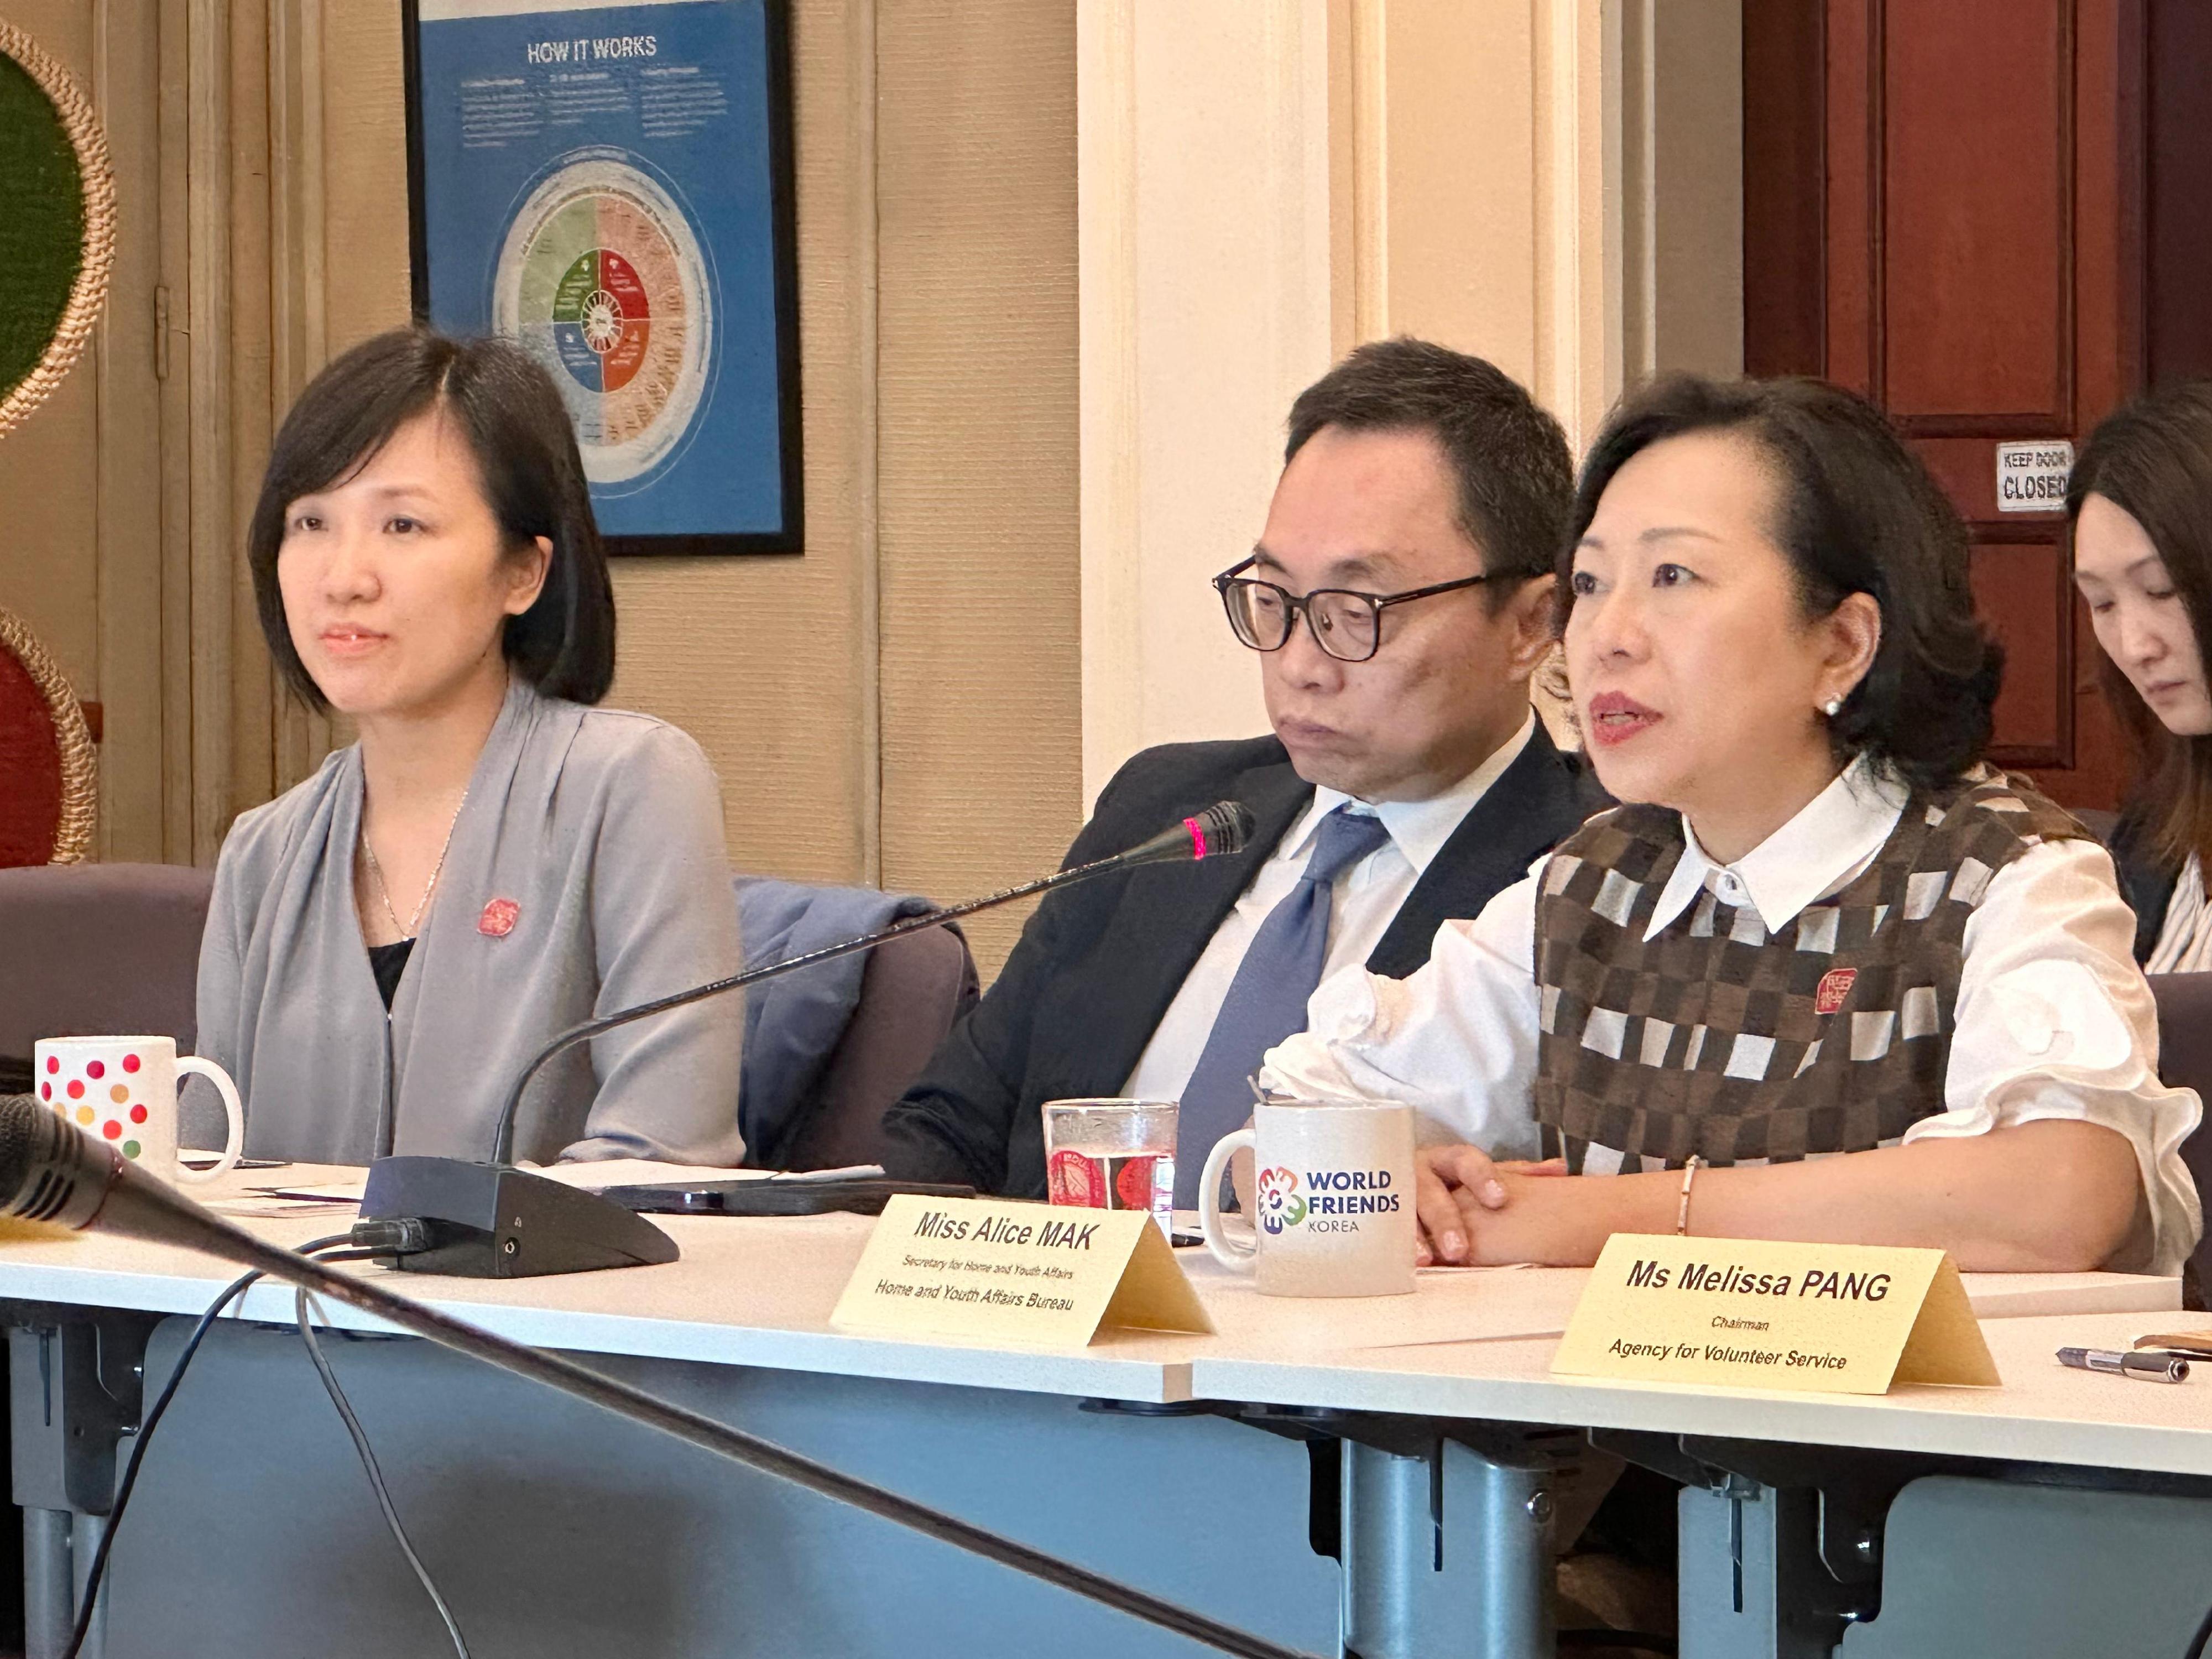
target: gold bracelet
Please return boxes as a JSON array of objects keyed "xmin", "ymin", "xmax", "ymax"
[{"xmin": 1675, "ymin": 1155, "xmax": 1704, "ymax": 1236}]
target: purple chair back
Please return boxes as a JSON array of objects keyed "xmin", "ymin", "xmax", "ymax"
[
  {"xmin": 2148, "ymin": 972, "xmax": 2212, "ymax": 1293},
  {"xmin": 773, "ymin": 922, "xmax": 978, "ymax": 1170},
  {"xmin": 0, "ymin": 864, "xmax": 214, "ymax": 1062}
]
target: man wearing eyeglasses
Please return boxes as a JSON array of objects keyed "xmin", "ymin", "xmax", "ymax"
[{"xmin": 883, "ymin": 338, "xmax": 1606, "ymax": 1201}]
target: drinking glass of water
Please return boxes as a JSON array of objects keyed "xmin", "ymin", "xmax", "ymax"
[{"xmin": 1041, "ymin": 1098, "xmax": 1177, "ymax": 1239}]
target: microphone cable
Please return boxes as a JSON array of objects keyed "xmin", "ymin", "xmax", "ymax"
[
  {"xmin": 2183, "ymin": 1597, "xmax": 2212, "ymax": 1659},
  {"xmin": 60, "ymin": 1235, "xmax": 469, "ymax": 1659},
  {"xmin": 294, "ymin": 1287, "xmax": 472, "ymax": 1659}
]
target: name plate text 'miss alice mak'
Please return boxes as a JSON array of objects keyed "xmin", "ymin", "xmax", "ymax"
[
  {"xmin": 831, "ymin": 1195, "xmax": 1213, "ymax": 1348},
  {"xmin": 1552, "ymin": 1234, "xmax": 1999, "ymax": 1394}
]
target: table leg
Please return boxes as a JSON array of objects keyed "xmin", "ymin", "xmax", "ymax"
[
  {"xmin": 22, "ymin": 1507, "xmax": 71, "ymax": 1659},
  {"xmin": 1677, "ymin": 1482, "xmax": 1841, "ymax": 1659},
  {"xmin": 1339, "ymin": 1437, "xmax": 1553, "ymax": 1659},
  {"xmin": 7, "ymin": 1316, "xmax": 148, "ymax": 1659}
]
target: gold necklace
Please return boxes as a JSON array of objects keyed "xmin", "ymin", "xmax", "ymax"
[{"xmin": 363, "ymin": 789, "xmax": 469, "ymax": 941}]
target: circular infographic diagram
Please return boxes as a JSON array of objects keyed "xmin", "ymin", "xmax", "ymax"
[{"xmin": 491, "ymin": 153, "xmax": 714, "ymax": 489}]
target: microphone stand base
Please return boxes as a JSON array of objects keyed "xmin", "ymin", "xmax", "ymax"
[{"xmin": 359, "ymin": 1157, "xmax": 680, "ymax": 1277}]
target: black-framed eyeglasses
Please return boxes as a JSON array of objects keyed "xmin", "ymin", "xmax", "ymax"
[{"xmin": 1211, "ymin": 557, "xmax": 1494, "ymax": 663}]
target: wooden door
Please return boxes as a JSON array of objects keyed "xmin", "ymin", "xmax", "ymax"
[{"xmin": 1745, "ymin": 0, "xmax": 2141, "ymax": 809}]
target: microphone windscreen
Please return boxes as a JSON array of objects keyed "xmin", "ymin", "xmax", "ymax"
[
  {"xmin": 0, "ymin": 1096, "xmax": 40, "ymax": 1208},
  {"xmin": 0, "ymin": 1093, "xmax": 116, "ymax": 1234},
  {"xmin": 1187, "ymin": 800, "xmax": 1256, "ymax": 858},
  {"xmin": 0, "ymin": 1095, "xmax": 80, "ymax": 1238}
]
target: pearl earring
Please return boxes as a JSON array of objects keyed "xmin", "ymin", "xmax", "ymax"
[{"xmin": 1822, "ymin": 697, "xmax": 1843, "ymax": 717}]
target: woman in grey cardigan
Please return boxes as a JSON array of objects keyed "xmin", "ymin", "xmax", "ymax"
[{"xmin": 195, "ymin": 330, "xmax": 745, "ymax": 1168}]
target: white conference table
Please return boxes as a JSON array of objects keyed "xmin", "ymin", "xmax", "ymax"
[{"xmin": 0, "ymin": 1168, "xmax": 2201, "ymax": 1659}]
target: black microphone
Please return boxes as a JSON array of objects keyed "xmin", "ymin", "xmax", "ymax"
[
  {"xmin": 356, "ymin": 802, "xmax": 1258, "ymax": 1276},
  {"xmin": 0, "ymin": 1095, "xmax": 1312, "ymax": 1659}
]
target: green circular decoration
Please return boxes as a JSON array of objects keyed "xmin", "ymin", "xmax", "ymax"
[
  {"xmin": 0, "ymin": 22, "xmax": 112, "ymax": 440},
  {"xmin": 0, "ymin": 53, "xmax": 82, "ymax": 400}
]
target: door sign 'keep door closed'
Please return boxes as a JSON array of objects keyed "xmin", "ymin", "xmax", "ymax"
[{"xmin": 1995, "ymin": 440, "xmax": 2074, "ymax": 513}]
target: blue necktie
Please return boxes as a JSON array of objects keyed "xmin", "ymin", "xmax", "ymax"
[{"xmin": 1173, "ymin": 805, "xmax": 1394, "ymax": 1204}]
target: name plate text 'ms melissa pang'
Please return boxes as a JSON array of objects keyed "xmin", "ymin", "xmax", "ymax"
[{"xmin": 1551, "ymin": 1234, "xmax": 1999, "ymax": 1394}]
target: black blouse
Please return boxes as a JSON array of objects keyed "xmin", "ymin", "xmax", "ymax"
[
  {"xmin": 367, "ymin": 938, "xmax": 415, "ymax": 1010},
  {"xmin": 2110, "ymin": 803, "xmax": 2178, "ymax": 966}
]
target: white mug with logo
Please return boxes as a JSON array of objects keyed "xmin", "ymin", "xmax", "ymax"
[
  {"xmin": 1197, "ymin": 1097, "xmax": 1416, "ymax": 1297},
  {"xmin": 33, "ymin": 1036, "xmax": 244, "ymax": 1185}
]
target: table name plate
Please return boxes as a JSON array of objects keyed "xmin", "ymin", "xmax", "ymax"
[
  {"xmin": 831, "ymin": 1196, "xmax": 1213, "ymax": 1348},
  {"xmin": 1552, "ymin": 1234, "xmax": 1999, "ymax": 1394}
]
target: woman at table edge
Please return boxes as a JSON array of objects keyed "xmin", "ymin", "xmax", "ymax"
[
  {"xmin": 1262, "ymin": 374, "xmax": 2203, "ymax": 1278},
  {"xmin": 194, "ymin": 327, "xmax": 746, "ymax": 1169},
  {"xmin": 2069, "ymin": 381, "xmax": 2212, "ymax": 973}
]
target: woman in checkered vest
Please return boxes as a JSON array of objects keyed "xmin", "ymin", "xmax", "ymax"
[{"xmin": 1264, "ymin": 376, "xmax": 2202, "ymax": 1277}]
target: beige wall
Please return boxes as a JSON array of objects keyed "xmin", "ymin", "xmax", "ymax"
[
  {"xmin": 1079, "ymin": 0, "xmax": 1641, "ymax": 804},
  {"xmin": 1626, "ymin": 0, "xmax": 1744, "ymax": 383},
  {"xmin": 1076, "ymin": 4, "xmax": 1334, "ymax": 798},
  {"xmin": 0, "ymin": 0, "xmax": 1082, "ymax": 976},
  {"xmin": 875, "ymin": 3, "xmax": 1081, "ymax": 941}
]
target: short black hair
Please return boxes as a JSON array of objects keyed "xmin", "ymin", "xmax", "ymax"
[
  {"xmin": 2069, "ymin": 380, "xmax": 2212, "ymax": 873},
  {"xmin": 1284, "ymin": 337, "xmax": 1574, "ymax": 593},
  {"xmin": 248, "ymin": 327, "xmax": 615, "ymax": 709},
  {"xmin": 1567, "ymin": 375, "xmax": 2002, "ymax": 792}
]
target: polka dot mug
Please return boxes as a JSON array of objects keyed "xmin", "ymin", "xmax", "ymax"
[{"xmin": 31, "ymin": 1036, "xmax": 244, "ymax": 1185}]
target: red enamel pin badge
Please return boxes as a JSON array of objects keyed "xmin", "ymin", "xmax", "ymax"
[
  {"xmin": 477, "ymin": 898, "xmax": 520, "ymax": 938},
  {"xmin": 1814, "ymin": 967, "xmax": 1857, "ymax": 1015}
]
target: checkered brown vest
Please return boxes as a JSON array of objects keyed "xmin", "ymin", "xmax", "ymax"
[{"xmin": 1532, "ymin": 767, "xmax": 2085, "ymax": 1173}]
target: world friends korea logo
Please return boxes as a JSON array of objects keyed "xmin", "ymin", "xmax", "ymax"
[
  {"xmin": 1256, "ymin": 1167, "xmax": 1307, "ymax": 1234},
  {"xmin": 1258, "ymin": 1164, "xmax": 1404, "ymax": 1235}
]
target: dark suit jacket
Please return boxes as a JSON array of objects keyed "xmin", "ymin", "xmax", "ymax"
[{"xmin": 880, "ymin": 725, "xmax": 1606, "ymax": 1194}]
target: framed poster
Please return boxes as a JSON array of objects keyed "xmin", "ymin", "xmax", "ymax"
[{"xmin": 404, "ymin": 0, "xmax": 801, "ymax": 555}]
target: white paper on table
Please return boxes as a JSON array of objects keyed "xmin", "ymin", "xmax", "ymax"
[{"xmin": 206, "ymin": 1196, "xmax": 363, "ymax": 1218}]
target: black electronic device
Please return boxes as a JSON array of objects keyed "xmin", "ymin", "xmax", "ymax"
[
  {"xmin": 182, "ymin": 1155, "xmax": 289, "ymax": 1172},
  {"xmin": 359, "ymin": 1156, "xmax": 680, "ymax": 1276},
  {"xmin": 603, "ymin": 1177, "xmax": 974, "ymax": 1217},
  {"xmin": 355, "ymin": 800, "xmax": 1257, "ymax": 1278}
]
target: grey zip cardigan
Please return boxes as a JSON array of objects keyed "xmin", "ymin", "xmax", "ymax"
[{"xmin": 193, "ymin": 679, "xmax": 747, "ymax": 1167}]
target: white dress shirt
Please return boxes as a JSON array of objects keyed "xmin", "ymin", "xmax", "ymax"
[
  {"xmin": 1119, "ymin": 716, "xmax": 1536, "ymax": 1103},
  {"xmin": 1262, "ymin": 756, "xmax": 2205, "ymax": 1276}
]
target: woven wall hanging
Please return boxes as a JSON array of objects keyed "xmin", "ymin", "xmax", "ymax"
[{"xmin": 0, "ymin": 19, "xmax": 113, "ymax": 439}]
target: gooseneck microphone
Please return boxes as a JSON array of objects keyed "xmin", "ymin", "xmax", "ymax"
[
  {"xmin": 491, "ymin": 798, "xmax": 1257, "ymax": 1164},
  {"xmin": 353, "ymin": 801, "xmax": 1256, "ymax": 1277},
  {"xmin": 0, "ymin": 1096, "xmax": 1313, "ymax": 1659}
]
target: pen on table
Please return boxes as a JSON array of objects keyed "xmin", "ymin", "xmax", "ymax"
[{"xmin": 2056, "ymin": 1346, "xmax": 2190, "ymax": 1383}]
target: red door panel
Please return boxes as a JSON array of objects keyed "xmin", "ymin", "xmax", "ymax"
[
  {"xmin": 1750, "ymin": 0, "xmax": 2143, "ymax": 807},
  {"xmin": 1880, "ymin": 0, "xmax": 2072, "ymax": 427}
]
